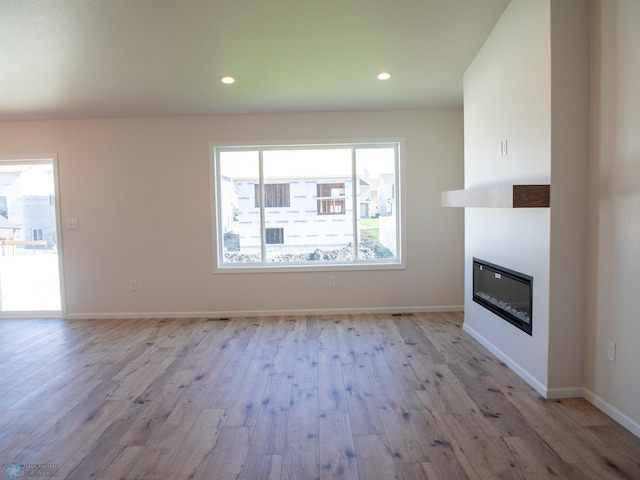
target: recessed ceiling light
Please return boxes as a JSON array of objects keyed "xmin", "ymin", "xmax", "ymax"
[
  {"xmin": 220, "ymin": 75, "xmax": 236, "ymax": 85},
  {"xmin": 377, "ymin": 72, "xmax": 392, "ymax": 80}
]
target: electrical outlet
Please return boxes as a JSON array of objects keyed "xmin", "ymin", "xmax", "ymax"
[
  {"xmin": 607, "ymin": 341, "xmax": 616, "ymax": 362},
  {"xmin": 68, "ymin": 218, "xmax": 79, "ymax": 229},
  {"xmin": 328, "ymin": 276, "xmax": 336, "ymax": 287},
  {"xmin": 130, "ymin": 279, "xmax": 137, "ymax": 291}
]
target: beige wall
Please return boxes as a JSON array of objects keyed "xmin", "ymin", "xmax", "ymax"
[
  {"xmin": 0, "ymin": 109, "xmax": 465, "ymax": 318},
  {"xmin": 547, "ymin": 0, "xmax": 590, "ymax": 393},
  {"xmin": 586, "ymin": 0, "xmax": 640, "ymax": 435}
]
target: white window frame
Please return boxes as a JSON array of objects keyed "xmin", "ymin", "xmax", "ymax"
[{"xmin": 210, "ymin": 139, "xmax": 406, "ymax": 273}]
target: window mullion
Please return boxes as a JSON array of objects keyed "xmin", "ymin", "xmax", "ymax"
[
  {"xmin": 394, "ymin": 142, "xmax": 400, "ymax": 260},
  {"xmin": 259, "ymin": 149, "xmax": 266, "ymax": 264},
  {"xmin": 351, "ymin": 147, "xmax": 358, "ymax": 262}
]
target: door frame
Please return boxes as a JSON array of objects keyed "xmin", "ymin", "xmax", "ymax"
[{"xmin": 0, "ymin": 154, "xmax": 66, "ymax": 318}]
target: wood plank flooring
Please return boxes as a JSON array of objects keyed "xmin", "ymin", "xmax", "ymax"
[{"xmin": 0, "ymin": 312, "xmax": 638, "ymax": 479}]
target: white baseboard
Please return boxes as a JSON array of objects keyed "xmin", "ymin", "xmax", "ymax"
[
  {"xmin": 0, "ymin": 311, "xmax": 63, "ymax": 319},
  {"xmin": 463, "ymin": 323, "xmax": 640, "ymax": 438},
  {"xmin": 64, "ymin": 305, "xmax": 464, "ymax": 321},
  {"xmin": 582, "ymin": 388, "xmax": 640, "ymax": 438},
  {"xmin": 462, "ymin": 322, "xmax": 548, "ymax": 397},
  {"xmin": 545, "ymin": 386, "xmax": 585, "ymax": 399}
]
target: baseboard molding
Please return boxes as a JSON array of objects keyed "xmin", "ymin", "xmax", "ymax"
[
  {"xmin": 463, "ymin": 323, "xmax": 640, "ymax": 439},
  {"xmin": 545, "ymin": 386, "xmax": 585, "ymax": 399},
  {"xmin": 0, "ymin": 311, "xmax": 63, "ymax": 319},
  {"xmin": 582, "ymin": 388, "xmax": 640, "ymax": 438},
  {"xmin": 462, "ymin": 322, "xmax": 548, "ymax": 397},
  {"xmin": 64, "ymin": 305, "xmax": 464, "ymax": 321}
]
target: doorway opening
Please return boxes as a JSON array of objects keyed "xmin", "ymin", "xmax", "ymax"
[{"xmin": 0, "ymin": 157, "xmax": 64, "ymax": 316}]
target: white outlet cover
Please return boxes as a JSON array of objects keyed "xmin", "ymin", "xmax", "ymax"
[{"xmin": 607, "ymin": 341, "xmax": 616, "ymax": 362}]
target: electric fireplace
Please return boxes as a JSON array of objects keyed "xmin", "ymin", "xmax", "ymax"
[{"xmin": 472, "ymin": 258, "xmax": 533, "ymax": 335}]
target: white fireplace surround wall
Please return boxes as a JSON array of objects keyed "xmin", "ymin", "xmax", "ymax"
[{"xmin": 460, "ymin": 0, "xmax": 589, "ymax": 409}]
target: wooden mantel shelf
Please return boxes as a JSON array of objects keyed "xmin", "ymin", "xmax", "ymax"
[{"xmin": 441, "ymin": 184, "xmax": 550, "ymax": 208}]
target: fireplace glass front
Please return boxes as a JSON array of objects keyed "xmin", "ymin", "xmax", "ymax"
[{"xmin": 472, "ymin": 258, "xmax": 533, "ymax": 335}]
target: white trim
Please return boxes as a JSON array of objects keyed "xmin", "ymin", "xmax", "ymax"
[
  {"xmin": 583, "ymin": 388, "xmax": 640, "ymax": 438},
  {"xmin": 209, "ymin": 262, "xmax": 406, "ymax": 274},
  {"xmin": 209, "ymin": 138, "xmax": 406, "ymax": 272},
  {"xmin": 209, "ymin": 137, "xmax": 407, "ymax": 150},
  {"xmin": 0, "ymin": 311, "xmax": 63, "ymax": 319},
  {"xmin": 0, "ymin": 154, "xmax": 58, "ymax": 165},
  {"xmin": 64, "ymin": 305, "xmax": 464, "ymax": 320},
  {"xmin": 464, "ymin": 321, "xmax": 640, "ymax": 438},
  {"xmin": 463, "ymin": 322, "xmax": 548, "ymax": 397},
  {"xmin": 545, "ymin": 386, "xmax": 585, "ymax": 399},
  {"xmin": 51, "ymin": 154, "xmax": 67, "ymax": 316}
]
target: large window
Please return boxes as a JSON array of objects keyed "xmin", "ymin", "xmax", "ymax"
[{"xmin": 211, "ymin": 141, "xmax": 403, "ymax": 270}]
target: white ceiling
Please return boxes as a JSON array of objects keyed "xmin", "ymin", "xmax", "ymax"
[{"xmin": 0, "ymin": 0, "xmax": 509, "ymax": 121}]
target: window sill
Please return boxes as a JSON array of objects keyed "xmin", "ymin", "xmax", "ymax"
[{"xmin": 214, "ymin": 261, "xmax": 405, "ymax": 274}]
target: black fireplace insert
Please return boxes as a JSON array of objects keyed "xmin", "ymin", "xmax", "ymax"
[{"xmin": 472, "ymin": 258, "xmax": 533, "ymax": 335}]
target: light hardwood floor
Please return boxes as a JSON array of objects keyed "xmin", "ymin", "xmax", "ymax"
[{"xmin": 0, "ymin": 312, "xmax": 638, "ymax": 479}]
